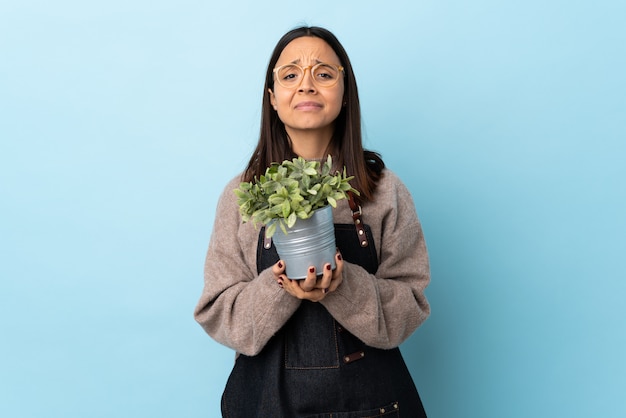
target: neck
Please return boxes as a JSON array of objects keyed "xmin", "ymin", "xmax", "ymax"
[{"xmin": 286, "ymin": 126, "xmax": 333, "ymax": 160}]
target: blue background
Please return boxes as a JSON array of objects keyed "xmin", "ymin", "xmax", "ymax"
[{"xmin": 1, "ymin": 1, "xmax": 624, "ymax": 417}]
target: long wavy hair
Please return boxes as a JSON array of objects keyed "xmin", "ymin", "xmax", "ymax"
[{"xmin": 242, "ymin": 26, "xmax": 384, "ymax": 203}]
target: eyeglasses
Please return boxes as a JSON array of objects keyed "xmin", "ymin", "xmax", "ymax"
[{"xmin": 273, "ymin": 63, "xmax": 344, "ymax": 88}]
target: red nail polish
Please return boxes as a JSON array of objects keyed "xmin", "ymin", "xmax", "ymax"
[
  {"xmin": 278, "ymin": 261, "xmax": 283, "ymax": 268},
  {"xmin": 326, "ymin": 264, "xmax": 331, "ymax": 270},
  {"xmin": 337, "ymin": 253, "xmax": 342, "ymax": 261},
  {"xmin": 309, "ymin": 267, "xmax": 315, "ymax": 273}
]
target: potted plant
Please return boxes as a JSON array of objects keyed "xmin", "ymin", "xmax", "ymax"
[{"xmin": 234, "ymin": 156, "xmax": 359, "ymax": 278}]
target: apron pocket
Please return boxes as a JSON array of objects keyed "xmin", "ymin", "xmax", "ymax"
[{"xmin": 284, "ymin": 302, "xmax": 340, "ymax": 369}]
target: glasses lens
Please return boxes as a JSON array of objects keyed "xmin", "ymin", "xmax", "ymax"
[
  {"xmin": 312, "ymin": 64, "xmax": 340, "ymax": 86},
  {"xmin": 276, "ymin": 65, "xmax": 303, "ymax": 88}
]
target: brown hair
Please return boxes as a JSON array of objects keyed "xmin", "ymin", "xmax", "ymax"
[{"xmin": 243, "ymin": 26, "xmax": 384, "ymax": 203}]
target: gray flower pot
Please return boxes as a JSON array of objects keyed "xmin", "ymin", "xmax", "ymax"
[{"xmin": 271, "ymin": 205, "xmax": 336, "ymax": 279}]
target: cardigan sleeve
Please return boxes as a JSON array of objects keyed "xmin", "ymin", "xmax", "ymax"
[
  {"xmin": 320, "ymin": 172, "xmax": 430, "ymax": 349},
  {"xmin": 193, "ymin": 177, "xmax": 301, "ymax": 356}
]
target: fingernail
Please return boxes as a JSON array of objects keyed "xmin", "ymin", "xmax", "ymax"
[
  {"xmin": 278, "ymin": 261, "xmax": 283, "ymax": 268},
  {"xmin": 337, "ymin": 253, "xmax": 342, "ymax": 261},
  {"xmin": 323, "ymin": 288, "xmax": 328, "ymax": 294},
  {"xmin": 278, "ymin": 280, "xmax": 283, "ymax": 288},
  {"xmin": 309, "ymin": 267, "xmax": 315, "ymax": 273},
  {"xmin": 326, "ymin": 264, "xmax": 331, "ymax": 270}
]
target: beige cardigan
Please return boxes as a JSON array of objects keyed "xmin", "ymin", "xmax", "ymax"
[{"xmin": 194, "ymin": 169, "xmax": 430, "ymax": 356}]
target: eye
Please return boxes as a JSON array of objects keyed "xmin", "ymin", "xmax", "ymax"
[
  {"xmin": 313, "ymin": 64, "xmax": 337, "ymax": 80},
  {"xmin": 278, "ymin": 65, "xmax": 301, "ymax": 82}
]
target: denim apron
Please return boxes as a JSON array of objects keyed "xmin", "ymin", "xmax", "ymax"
[{"xmin": 220, "ymin": 221, "xmax": 427, "ymax": 417}]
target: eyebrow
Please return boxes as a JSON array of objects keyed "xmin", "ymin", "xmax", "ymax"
[{"xmin": 289, "ymin": 58, "xmax": 324, "ymax": 65}]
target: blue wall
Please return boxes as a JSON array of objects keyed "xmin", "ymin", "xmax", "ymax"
[{"xmin": 1, "ymin": 1, "xmax": 624, "ymax": 417}]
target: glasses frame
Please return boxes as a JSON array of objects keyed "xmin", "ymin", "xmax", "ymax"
[{"xmin": 273, "ymin": 62, "xmax": 345, "ymax": 89}]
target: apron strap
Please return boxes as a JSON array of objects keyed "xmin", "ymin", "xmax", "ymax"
[{"xmin": 348, "ymin": 191, "xmax": 369, "ymax": 247}]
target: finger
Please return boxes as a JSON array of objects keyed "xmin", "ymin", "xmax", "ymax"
[
  {"xmin": 299, "ymin": 266, "xmax": 318, "ymax": 292},
  {"xmin": 272, "ymin": 260, "xmax": 286, "ymax": 278},
  {"xmin": 328, "ymin": 252, "xmax": 344, "ymax": 292},
  {"xmin": 333, "ymin": 251, "xmax": 343, "ymax": 278},
  {"xmin": 317, "ymin": 263, "xmax": 333, "ymax": 291}
]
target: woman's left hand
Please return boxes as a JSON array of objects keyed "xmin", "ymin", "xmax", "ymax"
[{"xmin": 275, "ymin": 250, "xmax": 343, "ymax": 302}]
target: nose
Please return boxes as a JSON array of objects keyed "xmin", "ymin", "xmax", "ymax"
[{"xmin": 298, "ymin": 66, "xmax": 316, "ymax": 93}]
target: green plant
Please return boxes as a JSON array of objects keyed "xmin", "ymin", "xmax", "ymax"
[{"xmin": 234, "ymin": 156, "xmax": 359, "ymax": 237}]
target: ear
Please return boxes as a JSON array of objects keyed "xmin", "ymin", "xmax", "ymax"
[{"xmin": 268, "ymin": 88, "xmax": 277, "ymax": 110}]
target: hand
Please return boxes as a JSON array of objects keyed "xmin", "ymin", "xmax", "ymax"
[{"xmin": 272, "ymin": 251, "xmax": 343, "ymax": 302}]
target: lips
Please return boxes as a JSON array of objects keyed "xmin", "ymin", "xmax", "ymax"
[{"xmin": 295, "ymin": 101, "xmax": 323, "ymax": 111}]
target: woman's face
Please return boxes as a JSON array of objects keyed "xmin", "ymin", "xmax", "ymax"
[{"xmin": 269, "ymin": 36, "xmax": 345, "ymax": 142}]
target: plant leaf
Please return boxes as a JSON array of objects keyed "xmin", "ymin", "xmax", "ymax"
[
  {"xmin": 287, "ymin": 212, "xmax": 297, "ymax": 228},
  {"xmin": 266, "ymin": 222, "xmax": 277, "ymax": 238},
  {"xmin": 282, "ymin": 201, "xmax": 291, "ymax": 219}
]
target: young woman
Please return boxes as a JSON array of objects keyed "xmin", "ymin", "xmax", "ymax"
[{"xmin": 194, "ymin": 26, "xmax": 431, "ymax": 417}]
